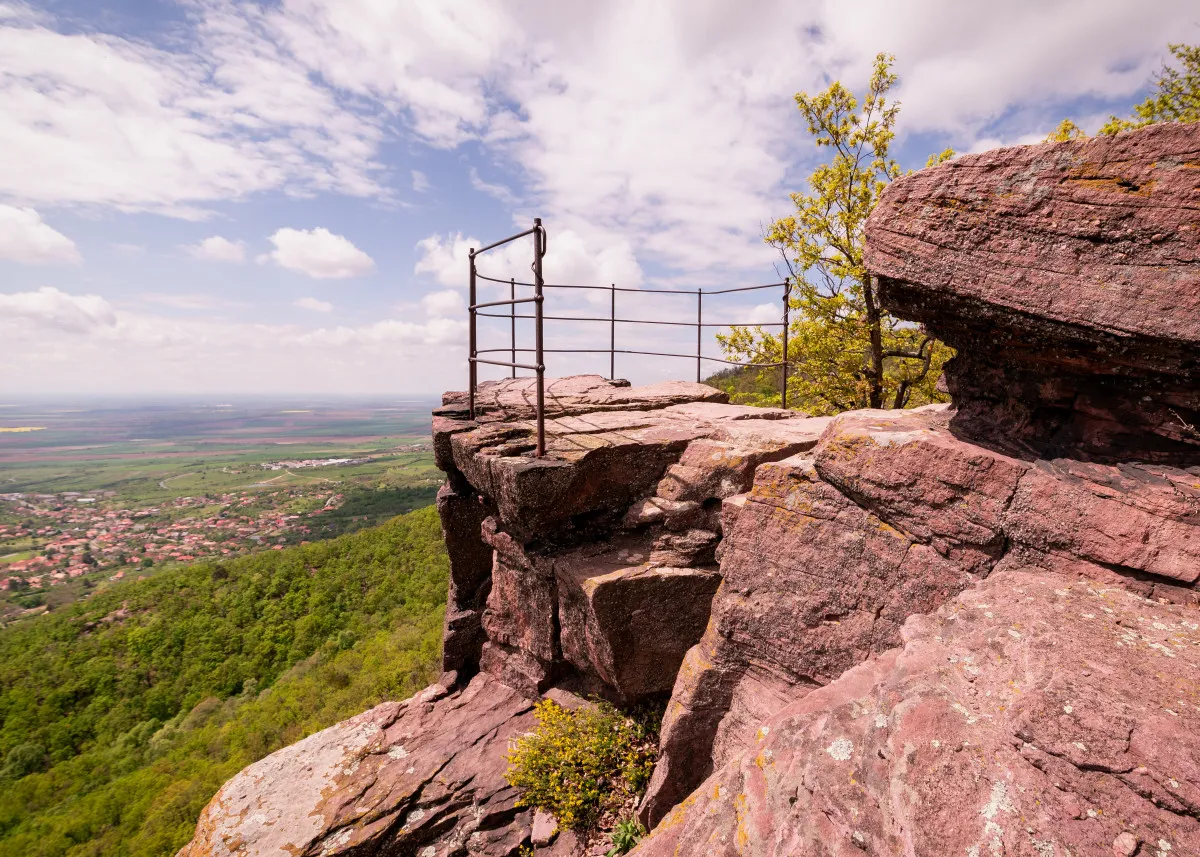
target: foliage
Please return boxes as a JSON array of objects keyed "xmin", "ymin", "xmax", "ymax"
[
  {"xmin": 1101, "ymin": 43, "xmax": 1200, "ymax": 134},
  {"xmin": 1045, "ymin": 118, "xmax": 1086, "ymax": 142},
  {"xmin": 505, "ymin": 700, "xmax": 660, "ymax": 832},
  {"xmin": 607, "ymin": 818, "xmax": 647, "ymax": 856},
  {"xmin": 0, "ymin": 506, "xmax": 448, "ymax": 856},
  {"xmin": 719, "ymin": 53, "xmax": 951, "ymax": 415}
]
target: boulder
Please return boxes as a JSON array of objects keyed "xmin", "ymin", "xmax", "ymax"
[
  {"xmin": 178, "ymin": 675, "xmax": 535, "ymax": 857},
  {"xmin": 554, "ymin": 537, "xmax": 721, "ymax": 700},
  {"xmin": 633, "ymin": 570, "xmax": 1200, "ymax": 857},
  {"xmin": 864, "ymin": 121, "xmax": 1200, "ymax": 462},
  {"xmin": 642, "ymin": 404, "xmax": 1200, "ymax": 824}
]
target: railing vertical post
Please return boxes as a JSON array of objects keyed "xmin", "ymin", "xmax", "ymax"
[
  {"xmin": 468, "ymin": 249, "xmax": 477, "ymax": 419},
  {"xmin": 510, "ymin": 277, "xmax": 516, "ymax": 379},
  {"xmin": 781, "ymin": 278, "xmax": 790, "ymax": 410},
  {"xmin": 533, "ymin": 219, "xmax": 546, "ymax": 458},
  {"xmin": 609, "ymin": 284, "xmax": 616, "ymax": 380},
  {"xmin": 696, "ymin": 288, "xmax": 703, "ymax": 383}
]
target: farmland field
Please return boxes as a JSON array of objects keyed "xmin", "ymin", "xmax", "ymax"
[{"xmin": 0, "ymin": 397, "xmax": 442, "ymax": 621}]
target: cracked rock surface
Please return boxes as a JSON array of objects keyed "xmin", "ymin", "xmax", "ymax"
[
  {"xmin": 633, "ymin": 570, "xmax": 1200, "ymax": 857},
  {"xmin": 864, "ymin": 122, "xmax": 1200, "ymax": 462},
  {"xmin": 641, "ymin": 404, "xmax": 1200, "ymax": 825},
  {"xmin": 180, "ymin": 675, "xmax": 535, "ymax": 857}
]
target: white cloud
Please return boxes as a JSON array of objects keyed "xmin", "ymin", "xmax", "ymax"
[
  {"xmin": 0, "ymin": 3, "xmax": 384, "ymax": 216},
  {"xmin": 414, "ymin": 228, "xmax": 642, "ymax": 291},
  {"xmin": 139, "ymin": 293, "xmax": 246, "ymax": 312},
  {"xmin": 111, "ymin": 243, "xmax": 147, "ymax": 259},
  {"xmin": 264, "ymin": 227, "xmax": 375, "ymax": 279},
  {"xmin": 0, "ymin": 205, "xmax": 80, "ymax": 264},
  {"xmin": 294, "ymin": 296, "xmax": 333, "ymax": 313},
  {"xmin": 185, "ymin": 235, "xmax": 246, "ymax": 263},
  {"xmin": 411, "ymin": 170, "xmax": 431, "ymax": 192},
  {"xmin": 263, "ymin": 0, "xmax": 517, "ymax": 147},
  {"xmin": 0, "ymin": 286, "xmax": 114, "ymax": 332},
  {"xmin": 469, "ymin": 168, "xmax": 517, "ymax": 206},
  {"xmin": 0, "ymin": 293, "xmax": 470, "ymax": 394},
  {"xmin": 421, "ymin": 290, "xmax": 465, "ymax": 318}
]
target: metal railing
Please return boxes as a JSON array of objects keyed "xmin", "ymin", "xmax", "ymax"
[{"xmin": 468, "ymin": 219, "xmax": 790, "ymax": 457}]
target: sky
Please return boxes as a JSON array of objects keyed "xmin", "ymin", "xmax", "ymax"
[{"xmin": 0, "ymin": 0, "xmax": 1195, "ymax": 397}]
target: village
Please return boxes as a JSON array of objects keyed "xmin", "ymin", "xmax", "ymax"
[{"xmin": 0, "ymin": 487, "xmax": 345, "ymax": 604}]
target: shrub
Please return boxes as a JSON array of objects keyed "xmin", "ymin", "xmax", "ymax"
[
  {"xmin": 1, "ymin": 743, "xmax": 47, "ymax": 780},
  {"xmin": 504, "ymin": 700, "xmax": 659, "ymax": 831},
  {"xmin": 607, "ymin": 817, "xmax": 647, "ymax": 856}
]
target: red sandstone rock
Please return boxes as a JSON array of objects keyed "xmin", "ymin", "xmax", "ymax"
[
  {"xmin": 864, "ymin": 122, "xmax": 1200, "ymax": 461},
  {"xmin": 642, "ymin": 404, "xmax": 1200, "ymax": 824},
  {"xmin": 445, "ymin": 375, "xmax": 727, "ymax": 422},
  {"xmin": 634, "ymin": 570, "xmax": 1200, "ymax": 857},
  {"xmin": 555, "ymin": 544, "xmax": 721, "ymax": 699},
  {"xmin": 179, "ymin": 675, "xmax": 535, "ymax": 857},
  {"xmin": 186, "ymin": 367, "xmax": 1200, "ymax": 857},
  {"xmin": 438, "ymin": 484, "xmax": 495, "ymax": 675}
]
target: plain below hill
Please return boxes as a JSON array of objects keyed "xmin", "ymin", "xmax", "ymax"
[{"xmin": 0, "ymin": 505, "xmax": 449, "ymax": 857}]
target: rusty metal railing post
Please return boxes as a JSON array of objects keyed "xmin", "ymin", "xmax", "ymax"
[
  {"xmin": 696, "ymin": 288, "xmax": 703, "ymax": 383},
  {"xmin": 533, "ymin": 218, "xmax": 546, "ymax": 457},
  {"xmin": 510, "ymin": 277, "xmax": 516, "ymax": 378},
  {"xmin": 468, "ymin": 248, "xmax": 477, "ymax": 419},
  {"xmin": 781, "ymin": 278, "xmax": 790, "ymax": 410},
  {"xmin": 609, "ymin": 283, "xmax": 616, "ymax": 380}
]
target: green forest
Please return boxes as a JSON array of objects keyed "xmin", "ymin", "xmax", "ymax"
[{"xmin": 0, "ymin": 506, "xmax": 449, "ymax": 857}]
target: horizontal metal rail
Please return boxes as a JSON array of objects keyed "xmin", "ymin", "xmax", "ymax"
[
  {"xmin": 475, "ymin": 311, "xmax": 784, "ymax": 327},
  {"xmin": 474, "ymin": 270, "xmax": 784, "ymax": 295},
  {"xmin": 467, "ymin": 218, "xmax": 792, "ymax": 459},
  {"xmin": 470, "ymin": 296, "xmax": 540, "ymax": 310},
  {"xmin": 476, "ymin": 347, "xmax": 784, "ymax": 367},
  {"xmin": 470, "ymin": 357, "xmax": 541, "ymax": 371},
  {"xmin": 474, "ymin": 225, "xmax": 540, "ymax": 255}
]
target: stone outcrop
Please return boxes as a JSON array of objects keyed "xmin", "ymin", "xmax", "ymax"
[
  {"xmin": 635, "ymin": 570, "xmax": 1200, "ymax": 857},
  {"xmin": 865, "ymin": 121, "xmax": 1200, "ymax": 462},
  {"xmin": 181, "ymin": 675, "xmax": 537, "ymax": 857},
  {"xmin": 184, "ymin": 124, "xmax": 1200, "ymax": 857},
  {"xmin": 434, "ymin": 377, "xmax": 831, "ymax": 700},
  {"xmin": 639, "ymin": 403, "xmax": 1200, "ymax": 825}
]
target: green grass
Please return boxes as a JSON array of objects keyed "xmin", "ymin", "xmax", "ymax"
[
  {"xmin": 0, "ymin": 506, "xmax": 449, "ymax": 856},
  {"xmin": 0, "ymin": 443, "xmax": 441, "ymax": 506}
]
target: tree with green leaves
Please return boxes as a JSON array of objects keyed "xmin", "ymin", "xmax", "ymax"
[
  {"xmin": 1049, "ymin": 43, "xmax": 1199, "ymax": 140},
  {"xmin": 717, "ymin": 53, "xmax": 952, "ymax": 415},
  {"xmin": 1102, "ymin": 43, "xmax": 1200, "ymax": 134},
  {"xmin": 1045, "ymin": 118, "xmax": 1086, "ymax": 142}
]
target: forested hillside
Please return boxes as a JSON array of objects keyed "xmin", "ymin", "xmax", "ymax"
[{"xmin": 0, "ymin": 506, "xmax": 449, "ymax": 857}]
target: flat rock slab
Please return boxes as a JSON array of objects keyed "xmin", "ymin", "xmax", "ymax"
[
  {"xmin": 443, "ymin": 375, "xmax": 727, "ymax": 422},
  {"xmin": 635, "ymin": 570, "xmax": 1200, "ymax": 857},
  {"xmin": 179, "ymin": 675, "xmax": 535, "ymax": 857},
  {"xmin": 864, "ymin": 122, "xmax": 1200, "ymax": 460},
  {"xmin": 438, "ymin": 379, "xmax": 831, "ymax": 540}
]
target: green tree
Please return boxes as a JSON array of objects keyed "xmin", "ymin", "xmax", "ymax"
[
  {"xmin": 1101, "ymin": 43, "xmax": 1200, "ymax": 134},
  {"xmin": 718, "ymin": 53, "xmax": 952, "ymax": 415},
  {"xmin": 1045, "ymin": 118, "xmax": 1086, "ymax": 142}
]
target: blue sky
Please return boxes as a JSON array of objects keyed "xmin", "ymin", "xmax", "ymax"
[{"xmin": 0, "ymin": 0, "xmax": 1194, "ymax": 396}]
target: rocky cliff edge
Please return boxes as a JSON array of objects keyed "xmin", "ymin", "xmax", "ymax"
[{"xmin": 181, "ymin": 122, "xmax": 1200, "ymax": 857}]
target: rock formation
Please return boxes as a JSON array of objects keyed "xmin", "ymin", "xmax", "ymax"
[
  {"xmin": 636, "ymin": 570, "xmax": 1200, "ymax": 857},
  {"xmin": 182, "ymin": 123, "xmax": 1200, "ymax": 857},
  {"xmin": 865, "ymin": 121, "xmax": 1200, "ymax": 463}
]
